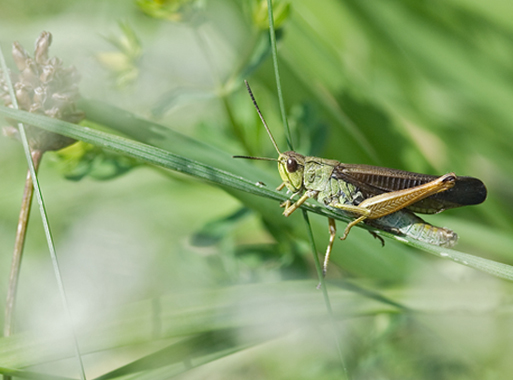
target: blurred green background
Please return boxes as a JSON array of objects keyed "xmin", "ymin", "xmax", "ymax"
[{"xmin": 1, "ymin": 0, "xmax": 513, "ymax": 379}]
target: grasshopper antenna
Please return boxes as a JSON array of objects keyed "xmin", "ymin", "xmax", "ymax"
[
  {"xmin": 232, "ymin": 155, "xmax": 278, "ymax": 161},
  {"xmin": 244, "ymin": 80, "xmax": 281, "ymax": 155}
]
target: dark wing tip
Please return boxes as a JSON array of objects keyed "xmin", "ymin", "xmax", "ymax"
[{"xmin": 448, "ymin": 176, "xmax": 487, "ymax": 206}]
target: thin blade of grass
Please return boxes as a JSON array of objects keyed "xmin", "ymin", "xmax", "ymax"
[
  {"xmin": 267, "ymin": 1, "xmax": 348, "ymax": 373},
  {"xmin": 267, "ymin": 0, "xmax": 293, "ymax": 151},
  {"xmin": 0, "ymin": 277, "xmax": 505, "ymax": 375},
  {"xmin": 92, "ymin": 329, "xmax": 266, "ymax": 380},
  {"xmin": 0, "ymin": 368, "xmax": 75, "ymax": 380},
  {"xmin": 0, "ymin": 280, "xmax": 402, "ymax": 372},
  {"xmin": 301, "ymin": 210, "xmax": 348, "ymax": 379},
  {"xmin": 1, "ymin": 105, "xmax": 512, "ymax": 282}
]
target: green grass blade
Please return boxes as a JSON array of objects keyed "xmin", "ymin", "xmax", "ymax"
[
  {"xmin": 0, "ymin": 278, "xmax": 508, "ymax": 376},
  {"xmin": 267, "ymin": 1, "xmax": 347, "ymax": 373},
  {"xmin": 92, "ymin": 329, "xmax": 263, "ymax": 380},
  {"xmin": 405, "ymin": 237, "xmax": 513, "ymax": 281},
  {"xmin": 1, "ymin": 105, "xmax": 512, "ymax": 283},
  {"xmin": 301, "ymin": 210, "xmax": 348, "ymax": 378},
  {"xmin": 266, "ymin": 0, "xmax": 293, "ymax": 150},
  {"xmin": 0, "ymin": 368, "xmax": 75, "ymax": 380},
  {"xmin": 0, "ymin": 280, "xmax": 402, "ymax": 373}
]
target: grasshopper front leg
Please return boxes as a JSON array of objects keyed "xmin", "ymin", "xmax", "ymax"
[{"xmin": 279, "ymin": 189, "xmax": 319, "ymax": 217}]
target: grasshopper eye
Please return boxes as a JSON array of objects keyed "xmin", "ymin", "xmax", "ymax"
[{"xmin": 286, "ymin": 158, "xmax": 298, "ymax": 173}]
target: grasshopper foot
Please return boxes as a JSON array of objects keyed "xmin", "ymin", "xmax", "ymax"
[{"xmin": 368, "ymin": 231, "xmax": 385, "ymax": 247}]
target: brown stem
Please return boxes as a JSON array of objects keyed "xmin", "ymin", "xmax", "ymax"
[{"xmin": 4, "ymin": 150, "xmax": 43, "ymax": 338}]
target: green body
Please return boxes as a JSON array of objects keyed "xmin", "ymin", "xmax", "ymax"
[{"xmin": 303, "ymin": 157, "xmax": 365, "ymax": 209}]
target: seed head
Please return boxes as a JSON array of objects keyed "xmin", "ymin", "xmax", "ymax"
[{"xmin": 0, "ymin": 31, "xmax": 84, "ymax": 152}]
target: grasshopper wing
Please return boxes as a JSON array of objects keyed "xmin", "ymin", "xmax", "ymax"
[{"xmin": 334, "ymin": 164, "xmax": 487, "ymax": 214}]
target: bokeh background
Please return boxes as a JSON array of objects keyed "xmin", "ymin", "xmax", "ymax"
[{"xmin": 1, "ymin": 0, "xmax": 513, "ymax": 379}]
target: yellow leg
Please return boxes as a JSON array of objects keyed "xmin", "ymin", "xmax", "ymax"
[
  {"xmin": 340, "ymin": 215, "xmax": 368, "ymax": 240},
  {"xmin": 281, "ymin": 190, "xmax": 318, "ymax": 217},
  {"xmin": 329, "ymin": 203, "xmax": 371, "ymax": 240},
  {"xmin": 280, "ymin": 199, "xmax": 291, "ymax": 209},
  {"xmin": 323, "ymin": 218, "xmax": 337, "ymax": 277}
]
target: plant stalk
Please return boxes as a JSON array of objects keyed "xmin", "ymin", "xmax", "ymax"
[{"xmin": 4, "ymin": 150, "xmax": 43, "ymax": 338}]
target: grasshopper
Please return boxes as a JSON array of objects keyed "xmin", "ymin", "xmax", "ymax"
[{"xmin": 235, "ymin": 81, "xmax": 487, "ymax": 275}]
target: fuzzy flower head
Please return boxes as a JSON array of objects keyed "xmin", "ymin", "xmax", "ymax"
[{"xmin": 0, "ymin": 31, "xmax": 84, "ymax": 151}]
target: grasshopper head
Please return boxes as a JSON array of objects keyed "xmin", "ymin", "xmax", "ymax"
[
  {"xmin": 278, "ymin": 151, "xmax": 305, "ymax": 193},
  {"xmin": 234, "ymin": 81, "xmax": 306, "ymax": 193}
]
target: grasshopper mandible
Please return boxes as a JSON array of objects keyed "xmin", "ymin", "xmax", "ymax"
[{"xmin": 234, "ymin": 81, "xmax": 487, "ymax": 275}]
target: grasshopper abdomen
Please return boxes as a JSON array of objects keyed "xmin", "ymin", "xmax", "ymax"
[{"xmin": 367, "ymin": 210, "xmax": 458, "ymax": 247}]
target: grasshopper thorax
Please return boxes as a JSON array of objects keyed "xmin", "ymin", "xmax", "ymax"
[{"xmin": 278, "ymin": 151, "xmax": 305, "ymax": 193}]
